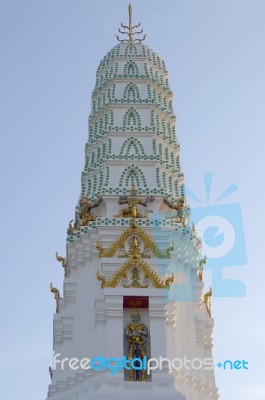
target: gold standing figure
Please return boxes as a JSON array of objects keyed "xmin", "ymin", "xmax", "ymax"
[{"xmin": 124, "ymin": 309, "xmax": 149, "ymax": 381}]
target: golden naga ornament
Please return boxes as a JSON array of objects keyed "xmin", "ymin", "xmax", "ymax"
[
  {"xmin": 50, "ymin": 283, "xmax": 61, "ymax": 314},
  {"xmin": 96, "ymin": 222, "xmax": 174, "ymax": 259},
  {"xmin": 203, "ymin": 287, "xmax": 212, "ymax": 317},
  {"xmin": 55, "ymin": 252, "xmax": 68, "ymax": 277},
  {"xmin": 96, "ymin": 236, "xmax": 174, "ymax": 289}
]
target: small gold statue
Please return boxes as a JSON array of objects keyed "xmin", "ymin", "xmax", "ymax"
[
  {"xmin": 163, "ymin": 197, "xmax": 187, "ymax": 226},
  {"xmin": 50, "ymin": 283, "xmax": 61, "ymax": 314},
  {"xmin": 203, "ymin": 287, "xmax": 212, "ymax": 317},
  {"xmin": 115, "ymin": 187, "xmax": 154, "ymax": 226},
  {"xmin": 76, "ymin": 196, "xmax": 102, "ymax": 227},
  {"xmin": 55, "ymin": 252, "xmax": 68, "ymax": 278},
  {"xmin": 124, "ymin": 308, "xmax": 149, "ymax": 381}
]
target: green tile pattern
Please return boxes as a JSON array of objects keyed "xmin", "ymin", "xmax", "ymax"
[{"xmin": 78, "ymin": 43, "xmax": 186, "ymax": 205}]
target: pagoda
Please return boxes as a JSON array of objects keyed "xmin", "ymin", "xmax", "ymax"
[{"xmin": 47, "ymin": 6, "xmax": 219, "ymax": 400}]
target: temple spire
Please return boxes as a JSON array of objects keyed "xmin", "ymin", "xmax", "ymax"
[{"xmin": 116, "ymin": 4, "xmax": 146, "ymax": 43}]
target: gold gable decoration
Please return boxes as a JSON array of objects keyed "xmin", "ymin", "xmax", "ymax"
[
  {"xmin": 96, "ymin": 259, "xmax": 174, "ymax": 289},
  {"xmin": 96, "ymin": 223, "xmax": 174, "ymax": 259},
  {"xmin": 96, "ymin": 237, "xmax": 174, "ymax": 289}
]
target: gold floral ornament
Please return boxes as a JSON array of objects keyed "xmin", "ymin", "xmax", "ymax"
[
  {"xmin": 123, "ymin": 266, "xmax": 148, "ymax": 288},
  {"xmin": 96, "ymin": 236, "xmax": 174, "ymax": 289},
  {"xmin": 55, "ymin": 252, "xmax": 68, "ymax": 278},
  {"xmin": 203, "ymin": 287, "xmax": 212, "ymax": 317},
  {"xmin": 75, "ymin": 196, "xmax": 102, "ymax": 229},
  {"xmin": 118, "ymin": 235, "xmax": 151, "ymax": 259},
  {"xmin": 116, "ymin": 4, "xmax": 146, "ymax": 44},
  {"xmin": 96, "ymin": 220, "xmax": 174, "ymax": 259},
  {"xmin": 163, "ymin": 197, "xmax": 188, "ymax": 227},
  {"xmin": 197, "ymin": 255, "xmax": 207, "ymax": 282},
  {"xmin": 50, "ymin": 283, "xmax": 61, "ymax": 314}
]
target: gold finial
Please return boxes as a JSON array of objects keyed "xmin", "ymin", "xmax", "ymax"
[{"xmin": 116, "ymin": 4, "xmax": 146, "ymax": 44}]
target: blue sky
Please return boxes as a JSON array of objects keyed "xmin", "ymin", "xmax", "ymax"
[{"xmin": 1, "ymin": 1, "xmax": 265, "ymax": 399}]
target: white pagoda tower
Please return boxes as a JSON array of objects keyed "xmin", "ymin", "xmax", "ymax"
[{"xmin": 47, "ymin": 6, "xmax": 219, "ymax": 400}]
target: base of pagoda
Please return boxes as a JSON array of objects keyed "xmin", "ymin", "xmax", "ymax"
[
  {"xmin": 47, "ymin": 369, "xmax": 220, "ymax": 400},
  {"xmin": 47, "ymin": 371, "xmax": 187, "ymax": 400}
]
